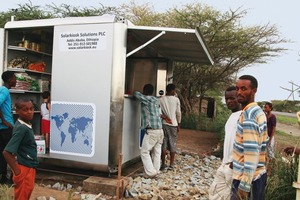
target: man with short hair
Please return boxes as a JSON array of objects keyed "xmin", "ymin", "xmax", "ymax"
[
  {"xmin": 159, "ymin": 83, "xmax": 181, "ymax": 170},
  {"xmin": 134, "ymin": 84, "xmax": 165, "ymax": 178},
  {"xmin": 209, "ymin": 86, "xmax": 241, "ymax": 200},
  {"xmin": 0, "ymin": 71, "xmax": 16, "ymax": 184},
  {"xmin": 231, "ymin": 75, "xmax": 268, "ymax": 200}
]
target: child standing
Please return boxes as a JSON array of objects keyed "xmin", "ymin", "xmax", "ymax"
[
  {"xmin": 2, "ymin": 98, "xmax": 38, "ymax": 200},
  {"xmin": 40, "ymin": 91, "xmax": 50, "ymax": 152}
]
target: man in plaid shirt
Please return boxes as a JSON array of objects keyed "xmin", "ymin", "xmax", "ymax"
[{"xmin": 134, "ymin": 84, "xmax": 168, "ymax": 178}]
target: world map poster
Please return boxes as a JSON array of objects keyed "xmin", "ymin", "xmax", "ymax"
[{"xmin": 50, "ymin": 101, "xmax": 96, "ymax": 157}]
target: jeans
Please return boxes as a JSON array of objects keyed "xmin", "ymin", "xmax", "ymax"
[
  {"xmin": 231, "ymin": 172, "xmax": 267, "ymax": 200},
  {"xmin": 0, "ymin": 127, "xmax": 12, "ymax": 182}
]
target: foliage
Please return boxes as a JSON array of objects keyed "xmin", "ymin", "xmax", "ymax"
[
  {"xmin": 119, "ymin": 0, "xmax": 166, "ymax": 26},
  {"xmin": 0, "ymin": 1, "xmax": 119, "ymax": 28},
  {"xmin": 0, "ymin": 0, "xmax": 290, "ymax": 115},
  {"xmin": 181, "ymin": 93, "xmax": 229, "ymax": 138},
  {"xmin": 265, "ymin": 153, "xmax": 298, "ymax": 200},
  {"xmin": 120, "ymin": 1, "xmax": 289, "ymax": 115},
  {"xmin": 0, "ymin": 1, "xmax": 53, "ymax": 27},
  {"xmin": 272, "ymin": 100, "xmax": 300, "ymax": 113},
  {"xmin": 46, "ymin": 3, "xmax": 119, "ymax": 18}
]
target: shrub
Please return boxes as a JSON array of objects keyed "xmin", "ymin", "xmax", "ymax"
[{"xmin": 265, "ymin": 153, "xmax": 298, "ymax": 200}]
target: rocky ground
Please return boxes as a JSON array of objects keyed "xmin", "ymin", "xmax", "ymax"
[{"xmin": 28, "ymin": 129, "xmax": 220, "ymax": 200}]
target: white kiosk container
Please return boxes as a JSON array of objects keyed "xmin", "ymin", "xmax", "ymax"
[{"xmin": 0, "ymin": 15, "xmax": 213, "ymax": 172}]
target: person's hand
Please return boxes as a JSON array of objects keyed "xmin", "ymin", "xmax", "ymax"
[
  {"xmin": 14, "ymin": 168, "xmax": 21, "ymax": 176},
  {"xmin": 165, "ymin": 117, "xmax": 172, "ymax": 124},
  {"xmin": 237, "ymin": 189, "xmax": 249, "ymax": 200}
]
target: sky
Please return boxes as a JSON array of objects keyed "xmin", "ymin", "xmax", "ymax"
[{"xmin": 1, "ymin": 0, "xmax": 299, "ymax": 102}]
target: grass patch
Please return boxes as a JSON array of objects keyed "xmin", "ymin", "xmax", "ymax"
[
  {"xmin": 0, "ymin": 184, "xmax": 13, "ymax": 200},
  {"xmin": 277, "ymin": 115, "xmax": 298, "ymax": 126},
  {"xmin": 276, "ymin": 130, "xmax": 300, "ymax": 152}
]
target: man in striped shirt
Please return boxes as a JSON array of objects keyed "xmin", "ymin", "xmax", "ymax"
[
  {"xmin": 231, "ymin": 75, "xmax": 268, "ymax": 200},
  {"xmin": 134, "ymin": 84, "xmax": 166, "ymax": 178}
]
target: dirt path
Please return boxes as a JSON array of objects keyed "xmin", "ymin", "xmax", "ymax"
[{"xmin": 276, "ymin": 122, "xmax": 300, "ymax": 136}]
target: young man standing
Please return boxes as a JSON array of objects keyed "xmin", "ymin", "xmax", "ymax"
[
  {"xmin": 134, "ymin": 84, "xmax": 164, "ymax": 178},
  {"xmin": 231, "ymin": 75, "xmax": 268, "ymax": 200},
  {"xmin": 209, "ymin": 86, "xmax": 242, "ymax": 200},
  {"xmin": 159, "ymin": 84, "xmax": 181, "ymax": 170},
  {"xmin": 0, "ymin": 71, "xmax": 16, "ymax": 184}
]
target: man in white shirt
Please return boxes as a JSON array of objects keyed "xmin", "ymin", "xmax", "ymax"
[
  {"xmin": 209, "ymin": 86, "xmax": 242, "ymax": 200},
  {"xmin": 159, "ymin": 84, "xmax": 181, "ymax": 170}
]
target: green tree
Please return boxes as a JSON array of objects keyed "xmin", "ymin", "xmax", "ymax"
[
  {"xmin": 0, "ymin": 1, "xmax": 289, "ymax": 115},
  {"xmin": 121, "ymin": 2, "xmax": 289, "ymax": 114},
  {"xmin": 0, "ymin": 1, "xmax": 119, "ymax": 28}
]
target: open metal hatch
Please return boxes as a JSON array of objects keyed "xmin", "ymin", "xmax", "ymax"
[{"xmin": 127, "ymin": 25, "xmax": 214, "ymax": 65}]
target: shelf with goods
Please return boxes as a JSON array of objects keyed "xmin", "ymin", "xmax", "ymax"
[
  {"xmin": 7, "ymin": 45, "xmax": 52, "ymax": 57},
  {"xmin": 5, "ymin": 28, "xmax": 53, "ymax": 135}
]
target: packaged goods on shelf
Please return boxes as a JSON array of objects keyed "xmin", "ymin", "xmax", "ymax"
[
  {"xmin": 8, "ymin": 57, "xmax": 31, "ymax": 69},
  {"xmin": 14, "ymin": 73, "xmax": 31, "ymax": 90},
  {"xmin": 27, "ymin": 61, "xmax": 46, "ymax": 72},
  {"xmin": 13, "ymin": 73, "xmax": 40, "ymax": 91},
  {"xmin": 30, "ymin": 79, "xmax": 40, "ymax": 91},
  {"xmin": 36, "ymin": 140, "xmax": 46, "ymax": 154},
  {"xmin": 38, "ymin": 80, "xmax": 50, "ymax": 92}
]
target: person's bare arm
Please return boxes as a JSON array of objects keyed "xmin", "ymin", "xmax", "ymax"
[
  {"xmin": 2, "ymin": 150, "xmax": 20, "ymax": 175},
  {"xmin": 161, "ymin": 114, "xmax": 172, "ymax": 124},
  {"xmin": 0, "ymin": 109, "xmax": 13, "ymax": 128}
]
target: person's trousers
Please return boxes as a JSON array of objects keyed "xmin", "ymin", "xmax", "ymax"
[
  {"xmin": 231, "ymin": 172, "xmax": 267, "ymax": 200},
  {"xmin": 140, "ymin": 129, "xmax": 164, "ymax": 177},
  {"xmin": 209, "ymin": 164, "xmax": 233, "ymax": 200},
  {"xmin": 0, "ymin": 128, "xmax": 12, "ymax": 182},
  {"xmin": 13, "ymin": 164, "xmax": 36, "ymax": 200}
]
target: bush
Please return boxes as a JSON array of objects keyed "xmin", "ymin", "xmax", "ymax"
[
  {"xmin": 265, "ymin": 153, "xmax": 298, "ymax": 200},
  {"xmin": 181, "ymin": 106, "xmax": 229, "ymax": 143},
  {"xmin": 271, "ymin": 100, "xmax": 300, "ymax": 113}
]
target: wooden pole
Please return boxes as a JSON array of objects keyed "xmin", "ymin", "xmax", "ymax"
[{"xmin": 116, "ymin": 153, "xmax": 123, "ymax": 200}]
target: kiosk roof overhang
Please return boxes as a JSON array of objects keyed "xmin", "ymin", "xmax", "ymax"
[{"xmin": 127, "ymin": 25, "xmax": 214, "ymax": 65}]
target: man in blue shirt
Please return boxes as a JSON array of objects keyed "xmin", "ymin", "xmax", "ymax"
[{"xmin": 0, "ymin": 71, "xmax": 16, "ymax": 184}]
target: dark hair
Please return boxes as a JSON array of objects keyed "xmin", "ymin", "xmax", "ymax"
[
  {"xmin": 143, "ymin": 84, "xmax": 154, "ymax": 95},
  {"xmin": 166, "ymin": 84, "xmax": 176, "ymax": 92},
  {"xmin": 226, "ymin": 86, "xmax": 236, "ymax": 92},
  {"xmin": 42, "ymin": 91, "xmax": 50, "ymax": 99},
  {"xmin": 265, "ymin": 102, "xmax": 273, "ymax": 110},
  {"xmin": 1, "ymin": 71, "xmax": 15, "ymax": 82},
  {"xmin": 239, "ymin": 75, "xmax": 258, "ymax": 89},
  {"xmin": 15, "ymin": 98, "xmax": 32, "ymax": 109}
]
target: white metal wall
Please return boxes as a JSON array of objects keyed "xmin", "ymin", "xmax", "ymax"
[{"xmin": 51, "ymin": 23, "xmax": 114, "ymax": 164}]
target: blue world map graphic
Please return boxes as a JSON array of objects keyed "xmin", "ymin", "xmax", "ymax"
[{"xmin": 50, "ymin": 102, "xmax": 95, "ymax": 156}]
